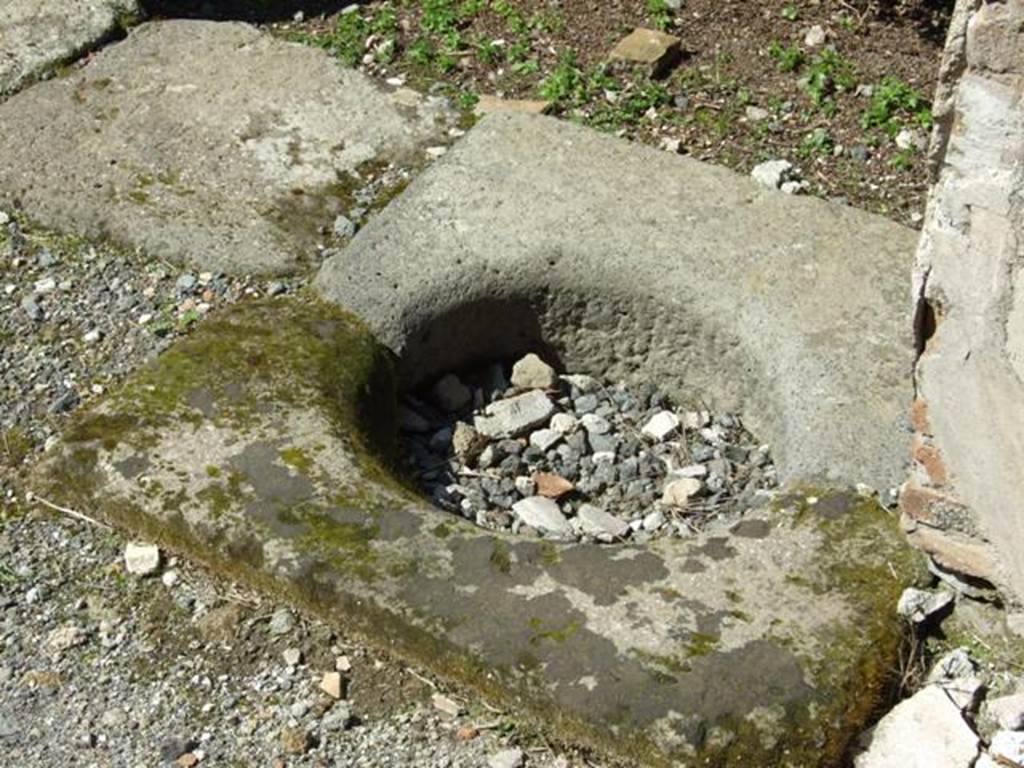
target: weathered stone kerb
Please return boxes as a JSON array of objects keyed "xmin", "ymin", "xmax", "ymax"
[
  {"xmin": 0, "ymin": 20, "xmax": 454, "ymax": 275},
  {"xmin": 0, "ymin": 0, "xmax": 140, "ymax": 98},
  {"xmin": 35, "ymin": 298, "xmax": 925, "ymax": 767}
]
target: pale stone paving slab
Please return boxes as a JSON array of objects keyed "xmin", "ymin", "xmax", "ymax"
[
  {"xmin": 0, "ymin": 20, "xmax": 455, "ymax": 275},
  {"xmin": 0, "ymin": 0, "xmax": 139, "ymax": 97}
]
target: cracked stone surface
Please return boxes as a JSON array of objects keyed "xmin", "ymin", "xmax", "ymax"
[
  {"xmin": 0, "ymin": 19, "xmax": 455, "ymax": 275},
  {"xmin": 34, "ymin": 299, "xmax": 925, "ymax": 767},
  {"xmin": 0, "ymin": 0, "xmax": 139, "ymax": 97},
  {"xmin": 316, "ymin": 112, "xmax": 920, "ymax": 492}
]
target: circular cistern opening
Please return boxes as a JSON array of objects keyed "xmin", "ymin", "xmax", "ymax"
[{"xmin": 396, "ymin": 349, "xmax": 778, "ymax": 544}]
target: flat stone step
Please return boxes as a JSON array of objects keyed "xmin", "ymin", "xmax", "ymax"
[
  {"xmin": 315, "ymin": 112, "xmax": 918, "ymax": 492},
  {"xmin": 35, "ymin": 299, "xmax": 925, "ymax": 767},
  {"xmin": 0, "ymin": 19, "xmax": 455, "ymax": 275},
  {"xmin": 0, "ymin": 0, "xmax": 139, "ymax": 97}
]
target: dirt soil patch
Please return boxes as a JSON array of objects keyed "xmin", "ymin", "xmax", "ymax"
[{"xmin": 269, "ymin": 0, "xmax": 951, "ymax": 227}]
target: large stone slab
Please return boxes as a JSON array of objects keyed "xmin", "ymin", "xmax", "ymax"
[
  {"xmin": 0, "ymin": 20, "xmax": 454, "ymax": 275},
  {"xmin": 34, "ymin": 299, "xmax": 925, "ymax": 767},
  {"xmin": 315, "ymin": 113, "xmax": 919, "ymax": 491},
  {"xmin": 0, "ymin": 0, "xmax": 139, "ymax": 97},
  {"xmin": 905, "ymin": 0, "xmax": 1024, "ymax": 599}
]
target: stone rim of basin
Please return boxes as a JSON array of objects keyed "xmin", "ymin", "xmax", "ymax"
[{"xmin": 30, "ymin": 297, "xmax": 926, "ymax": 768}]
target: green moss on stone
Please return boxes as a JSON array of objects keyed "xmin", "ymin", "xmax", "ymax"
[
  {"xmin": 528, "ymin": 617, "xmax": 581, "ymax": 645},
  {"xmin": 279, "ymin": 447, "xmax": 314, "ymax": 476},
  {"xmin": 490, "ymin": 540, "xmax": 512, "ymax": 574},
  {"xmin": 764, "ymin": 490, "xmax": 929, "ymax": 767},
  {"xmin": 684, "ymin": 632, "xmax": 720, "ymax": 657},
  {"xmin": 539, "ymin": 541, "xmax": 560, "ymax": 566}
]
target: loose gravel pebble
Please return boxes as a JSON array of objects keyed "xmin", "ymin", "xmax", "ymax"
[
  {"xmin": 1, "ymin": 214, "xmax": 298, "ymax": 507},
  {"xmin": 400, "ymin": 354, "xmax": 778, "ymax": 542}
]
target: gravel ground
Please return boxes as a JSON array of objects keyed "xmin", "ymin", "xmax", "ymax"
[
  {"xmin": 0, "ymin": 211, "xmax": 303, "ymax": 467},
  {"xmin": 400, "ymin": 357, "xmax": 777, "ymax": 542},
  {"xmin": 0, "ymin": 512, "xmax": 583, "ymax": 768}
]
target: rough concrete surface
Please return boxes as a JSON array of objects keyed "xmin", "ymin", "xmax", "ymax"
[
  {"xmin": 315, "ymin": 113, "xmax": 919, "ymax": 491},
  {"xmin": 0, "ymin": 19, "xmax": 454, "ymax": 275},
  {"xmin": 907, "ymin": 0, "xmax": 1024, "ymax": 599},
  {"xmin": 0, "ymin": 0, "xmax": 139, "ymax": 97},
  {"xmin": 34, "ymin": 299, "xmax": 925, "ymax": 767}
]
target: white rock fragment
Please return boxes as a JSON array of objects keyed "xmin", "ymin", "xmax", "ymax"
[
  {"xmin": 475, "ymin": 390, "xmax": 556, "ymax": 438},
  {"xmin": 550, "ymin": 412, "xmax": 578, "ymax": 434},
  {"xmin": 529, "ymin": 428, "xmax": 563, "ymax": 452},
  {"xmin": 643, "ymin": 510, "xmax": 665, "ymax": 531},
  {"xmin": 512, "ymin": 496, "xmax": 571, "ymax": 536},
  {"xmin": 82, "ymin": 328, "xmax": 102, "ymax": 344},
  {"xmin": 333, "ymin": 214, "xmax": 356, "ymax": 238},
  {"xmin": 660, "ymin": 137, "xmax": 683, "ymax": 154},
  {"xmin": 641, "ymin": 410, "xmax": 680, "ymax": 441},
  {"xmin": 282, "ymin": 648, "xmax": 302, "ymax": 667},
  {"xmin": 510, "ymin": 353, "xmax": 557, "ymax": 390},
  {"xmin": 268, "ymin": 608, "xmax": 295, "ymax": 636},
  {"xmin": 320, "ymin": 671, "xmax": 343, "ymax": 699},
  {"xmin": 673, "ymin": 463, "xmax": 708, "ymax": 478},
  {"xmin": 431, "ymin": 693, "xmax": 462, "ymax": 717},
  {"xmin": 488, "ymin": 748, "xmax": 524, "ymax": 768},
  {"xmin": 34, "ymin": 276, "xmax": 57, "ymax": 294},
  {"xmin": 928, "ymin": 647, "xmax": 977, "ymax": 683},
  {"xmin": 684, "ymin": 410, "xmax": 711, "ymax": 429},
  {"xmin": 985, "ymin": 692, "xmax": 1024, "ymax": 731},
  {"xmin": 751, "ymin": 159, "xmax": 794, "ymax": 190},
  {"xmin": 576, "ymin": 504, "xmax": 629, "ymax": 540},
  {"xmin": 897, "ymin": 587, "xmax": 954, "ymax": 624},
  {"xmin": 46, "ymin": 624, "xmax": 86, "ymax": 653},
  {"xmin": 559, "ymin": 373, "xmax": 600, "ymax": 393},
  {"xmin": 662, "ymin": 478, "xmax": 702, "ymax": 507},
  {"xmin": 161, "ymin": 570, "xmax": 179, "ymax": 587},
  {"xmin": 991, "ymin": 731, "xmax": 1024, "ymax": 766},
  {"xmin": 926, "ymin": 647, "xmax": 987, "ymax": 712},
  {"xmin": 804, "ymin": 24, "xmax": 826, "ymax": 47},
  {"xmin": 854, "ymin": 685, "xmax": 979, "ymax": 768},
  {"xmin": 514, "ymin": 476, "xmax": 536, "ymax": 497},
  {"xmin": 745, "ymin": 105, "xmax": 770, "ymax": 122},
  {"xmin": 580, "ymin": 413, "xmax": 611, "ymax": 435},
  {"xmin": 895, "ymin": 127, "xmax": 928, "ymax": 152},
  {"xmin": 431, "ymin": 374, "xmax": 472, "ymax": 412},
  {"xmin": 124, "ymin": 542, "xmax": 160, "ymax": 576},
  {"xmin": 452, "ymin": 422, "xmax": 486, "ymax": 463}
]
